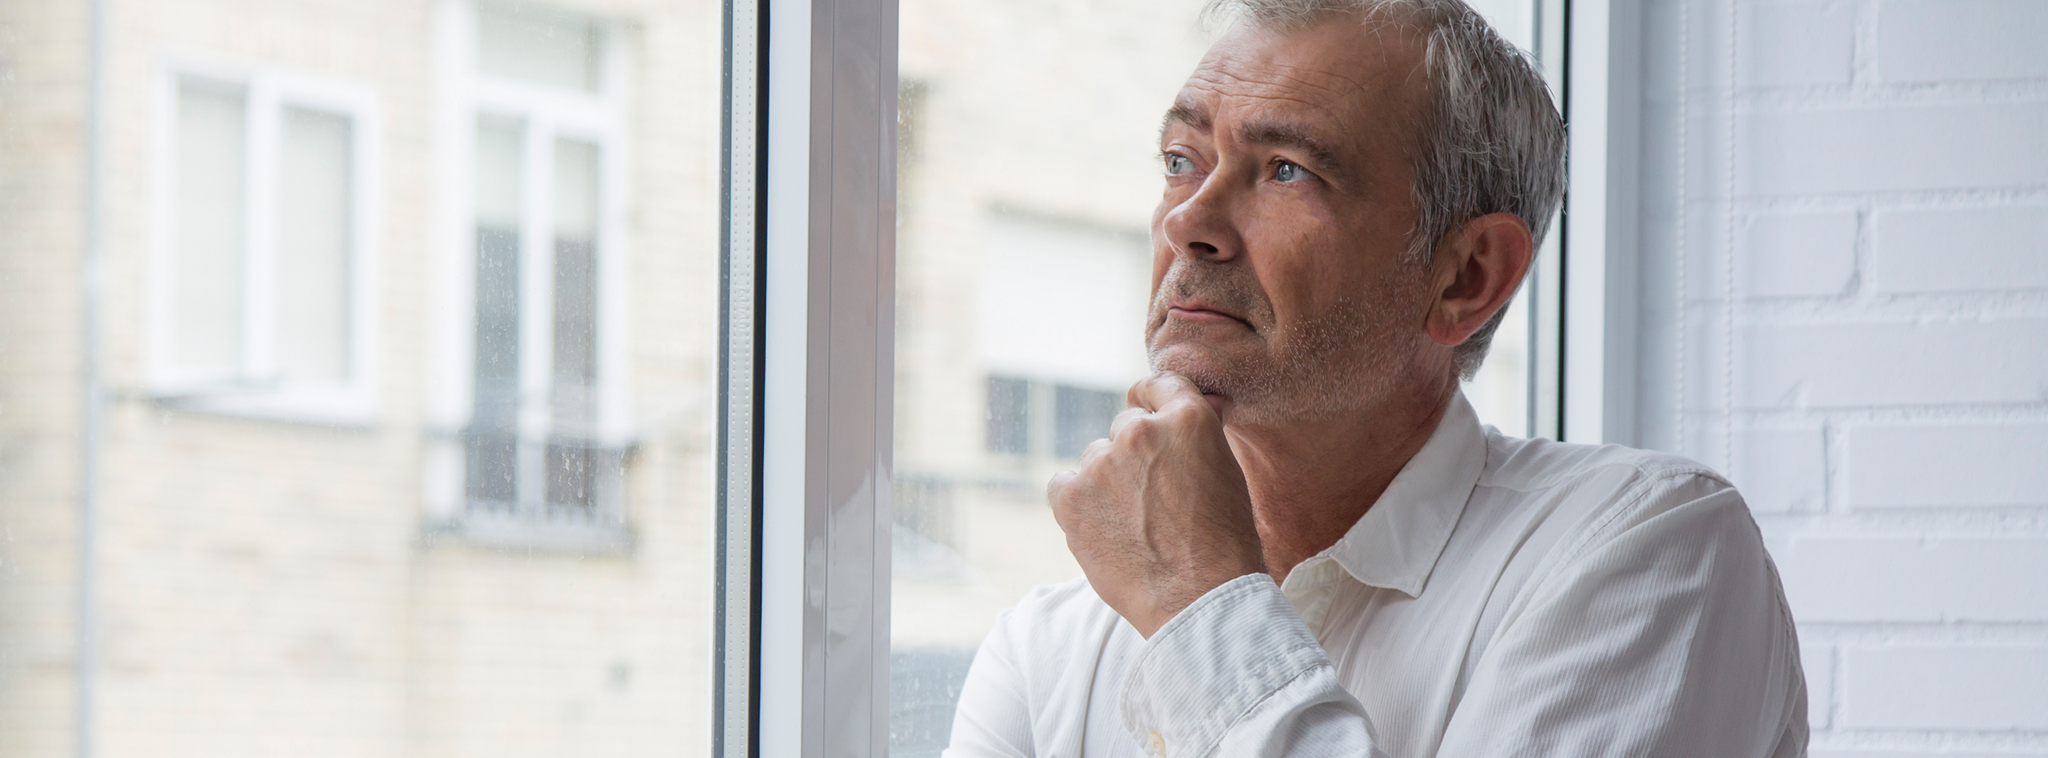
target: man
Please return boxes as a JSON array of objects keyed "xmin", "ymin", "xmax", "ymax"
[{"xmin": 944, "ymin": 0, "xmax": 1807, "ymax": 756}]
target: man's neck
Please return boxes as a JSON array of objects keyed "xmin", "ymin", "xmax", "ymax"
[{"xmin": 1225, "ymin": 387, "xmax": 1454, "ymax": 586}]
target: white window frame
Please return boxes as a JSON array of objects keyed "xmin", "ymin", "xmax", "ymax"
[
  {"xmin": 147, "ymin": 51, "xmax": 382, "ymax": 426},
  {"xmin": 1562, "ymin": 0, "xmax": 1646, "ymax": 445},
  {"xmin": 715, "ymin": 0, "xmax": 1628, "ymax": 749},
  {"xmin": 422, "ymin": 0, "xmax": 636, "ymax": 547}
]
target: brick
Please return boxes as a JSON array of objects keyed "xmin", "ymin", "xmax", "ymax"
[
  {"xmin": 1779, "ymin": 537, "xmax": 2048, "ymax": 622},
  {"xmin": 1743, "ymin": 2, "xmax": 1855, "ymax": 88},
  {"xmin": 1802, "ymin": 644, "xmax": 1834, "ymax": 730},
  {"xmin": 1740, "ymin": 211, "xmax": 1857, "ymax": 299},
  {"xmin": 1731, "ymin": 425, "xmax": 1826, "ymax": 513},
  {"xmin": 1872, "ymin": 205, "xmax": 2048, "ymax": 294},
  {"xmin": 1738, "ymin": 317, "xmax": 2048, "ymax": 408},
  {"xmin": 1845, "ymin": 423, "xmax": 2048, "ymax": 508},
  {"xmin": 1878, "ymin": 0, "xmax": 2048, "ymax": 83},
  {"xmin": 1741, "ymin": 102, "xmax": 2048, "ymax": 195},
  {"xmin": 1842, "ymin": 646, "xmax": 2048, "ymax": 731}
]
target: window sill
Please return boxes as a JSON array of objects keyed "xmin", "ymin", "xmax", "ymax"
[
  {"xmin": 422, "ymin": 513, "xmax": 636, "ymax": 555},
  {"xmin": 145, "ymin": 384, "xmax": 378, "ymax": 428}
]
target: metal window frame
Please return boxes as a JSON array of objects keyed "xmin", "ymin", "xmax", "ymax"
[{"xmin": 719, "ymin": 0, "xmax": 897, "ymax": 753}]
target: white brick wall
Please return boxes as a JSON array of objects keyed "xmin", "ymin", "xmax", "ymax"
[{"xmin": 1638, "ymin": 0, "xmax": 2048, "ymax": 752}]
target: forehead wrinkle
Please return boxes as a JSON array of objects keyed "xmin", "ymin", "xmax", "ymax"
[
  {"xmin": 1234, "ymin": 117, "xmax": 1341, "ymax": 170},
  {"xmin": 1174, "ymin": 69, "xmax": 1351, "ymax": 130}
]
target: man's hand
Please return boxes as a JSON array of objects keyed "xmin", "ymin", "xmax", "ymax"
[{"xmin": 1047, "ymin": 371, "xmax": 1266, "ymax": 638}]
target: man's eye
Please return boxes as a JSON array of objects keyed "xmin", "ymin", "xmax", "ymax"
[
  {"xmin": 1165, "ymin": 154, "xmax": 1196, "ymax": 175},
  {"xmin": 1275, "ymin": 161, "xmax": 1310, "ymax": 182}
]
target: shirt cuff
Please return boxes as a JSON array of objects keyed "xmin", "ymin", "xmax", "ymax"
[{"xmin": 1118, "ymin": 573, "xmax": 1332, "ymax": 758}]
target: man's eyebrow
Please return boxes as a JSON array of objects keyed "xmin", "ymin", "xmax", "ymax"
[
  {"xmin": 1237, "ymin": 118, "xmax": 1344, "ymax": 171},
  {"xmin": 1161, "ymin": 98, "xmax": 1211, "ymax": 135}
]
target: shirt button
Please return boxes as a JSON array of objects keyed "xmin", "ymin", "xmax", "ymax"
[{"xmin": 1148, "ymin": 731, "xmax": 1166, "ymax": 756}]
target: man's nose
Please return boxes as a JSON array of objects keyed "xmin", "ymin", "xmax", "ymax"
[{"xmin": 1160, "ymin": 178, "xmax": 1242, "ymax": 264}]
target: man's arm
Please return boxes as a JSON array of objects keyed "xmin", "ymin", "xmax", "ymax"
[
  {"xmin": 945, "ymin": 602, "xmax": 1038, "ymax": 758},
  {"xmin": 1117, "ymin": 573, "xmax": 1389, "ymax": 758}
]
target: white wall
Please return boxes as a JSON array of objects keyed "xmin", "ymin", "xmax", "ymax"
[{"xmin": 1633, "ymin": 0, "xmax": 2048, "ymax": 752}]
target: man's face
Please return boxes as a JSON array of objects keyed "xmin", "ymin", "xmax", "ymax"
[{"xmin": 1146, "ymin": 18, "xmax": 1438, "ymax": 427}]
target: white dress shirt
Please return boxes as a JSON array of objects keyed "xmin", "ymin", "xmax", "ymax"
[{"xmin": 944, "ymin": 392, "xmax": 1807, "ymax": 758}]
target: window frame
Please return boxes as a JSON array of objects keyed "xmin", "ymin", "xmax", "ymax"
[
  {"xmin": 147, "ymin": 51, "xmax": 383, "ymax": 426},
  {"xmin": 421, "ymin": 0, "xmax": 638, "ymax": 548}
]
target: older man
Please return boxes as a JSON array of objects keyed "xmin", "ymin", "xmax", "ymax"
[{"xmin": 944, "ymin": 0, "xmax": 1807, "ymax": 756}]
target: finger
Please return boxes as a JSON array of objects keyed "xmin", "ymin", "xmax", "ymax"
[
  {"xmin": 1079, "ymin": 438, "xmax": 1112, "ymax": 466},
  {"xmin": 1129, "ymin": 371, "xmax": 1204, "ymax": 413},
  {"xmin": 1108, "ymin": 407, "xmax": 1147, "ymax": 440},
  {"xmin": 1046, "ymin": 469, "xmax": 1079, "ymax": 527}
]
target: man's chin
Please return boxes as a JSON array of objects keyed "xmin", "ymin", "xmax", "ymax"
[{"xmin": 1147, "ymin": 343, "xmax": 1253, "ymax": 395}]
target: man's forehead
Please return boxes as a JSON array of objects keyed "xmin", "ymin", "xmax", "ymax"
[{"xmin": 1166, "ymin": 20, "xmax": 1427, "ymax": 135}]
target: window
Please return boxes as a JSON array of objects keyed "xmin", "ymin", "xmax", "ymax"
[
  {"xmin": 433, "ymin": 0, "xmax": 633, "ymax": 539},
  {"xmin": 13, "ymin": 0, "xmax": 721, "ymax": 755},
  {"xmin": 149, "ymin": 59, "xmax": 379, "ymax": 423}
]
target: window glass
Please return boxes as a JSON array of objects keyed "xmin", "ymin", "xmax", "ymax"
[
  {"xmin": 0, "ymin": 1, "xmax": 720, "ymax": 755},
  {"xmin": 173, "ymin": 77, "xmax": 249, "ymax": 378},
  {"xmin": 477, "ymin": 0, "xmax": 604, "ymax": 92},
  {"xmin": 890, "ymin": 0, "xmax": 1560, "ymax": 752},
  {"xmin": 277, "ymin": 106, "xmax": 355, "ymax": 384}
]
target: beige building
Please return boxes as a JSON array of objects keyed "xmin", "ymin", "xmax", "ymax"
[{"xmin": 2, "ymin": 0, "xmax": 724, "ymax": 755}]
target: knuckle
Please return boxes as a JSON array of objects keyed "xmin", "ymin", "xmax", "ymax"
[{"xmin": 1081, "ymin": 438, "xmax": 1112, "ymax": 461}]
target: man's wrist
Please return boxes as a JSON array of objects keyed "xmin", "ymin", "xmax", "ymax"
[{"xmin": 1134, "ymin": 566, "xmax": 1269, "ymax": 638}]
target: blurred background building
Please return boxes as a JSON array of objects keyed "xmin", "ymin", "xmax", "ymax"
[{"xmin": 1, "ymin": 1, "xmax": 723, "ymax": 755}]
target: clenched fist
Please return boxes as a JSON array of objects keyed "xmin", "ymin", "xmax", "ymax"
[{"xmin": 1047, "ymin": 371, "xmax": 1267, "ymax": 638}]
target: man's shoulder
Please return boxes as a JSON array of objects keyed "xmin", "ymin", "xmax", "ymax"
[
  {"xmin": 1476, "ymin": 433, "xmax": 1758, "ymax": 555},
  {"xmin": 1480, "ymin": 433, "xmax": 1733, "ymax": 505}
]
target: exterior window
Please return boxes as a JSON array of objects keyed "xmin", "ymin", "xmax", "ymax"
[
  {"xmin": 444, "ymin": 0, "xmax": 631, "ymax": 535},
  {"xmin": 984, "ymin": 375, "xmax": 1030, "ymax": 455},
  {"xmin": 151, "ymin": 65, "xmax": 376, "ymax": 422},
  {"xmin": 981, "ymin": 377, "xmax": 1122, "ymax": 461}
]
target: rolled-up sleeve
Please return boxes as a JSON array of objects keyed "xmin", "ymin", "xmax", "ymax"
[{"xmin": 1118, "ymin": 573, "xmax": 1389, "ymax": 758}]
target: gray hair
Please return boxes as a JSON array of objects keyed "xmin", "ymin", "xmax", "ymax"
[{"xmin": 1206, "ymin": 0, "xmax": 1567, "ymax": 380}]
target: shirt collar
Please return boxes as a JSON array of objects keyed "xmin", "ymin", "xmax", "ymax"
[{"xmin": 1320, "ymin": 390, "xmax": 1487, "ymax": 599}]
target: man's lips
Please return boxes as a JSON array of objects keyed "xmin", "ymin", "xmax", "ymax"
[{"xmin": 1166, "ymin": 305, "xmax": 1254, "ymax": 330}]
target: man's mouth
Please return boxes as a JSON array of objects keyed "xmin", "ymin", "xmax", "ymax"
[{"xmin": 1166, "ymin": 302, "xmax": 1255, "ymax": 331}]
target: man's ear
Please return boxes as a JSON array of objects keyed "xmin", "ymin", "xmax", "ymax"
[{"xmin": 1426, "ymin": 212, "xmax": 1534, "ymax": 348}]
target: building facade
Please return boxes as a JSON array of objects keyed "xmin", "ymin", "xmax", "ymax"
[{"xmin": 1, "ymin": 1, "xmax": 724, "ymax": 755}]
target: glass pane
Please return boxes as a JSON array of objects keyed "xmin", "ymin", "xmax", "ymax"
[
  {"xmin": 476, "ymin": 0, "xmax": 603, "ymax": 92},
  {"xmin": 891, "ymin": 0, "xmax": 1557, "ymax": 751},
  {"xmin": 174, "ymin": 77, "xmax": 248, "ymax": 378},
  {"xmin": 0, "ymin": 2, "xmax": 723, "ymax": 755},
  {"xmin": 548, "ymin": 137, "xmax": 603, "ymax": 511},
  {"xmin": 469, "ymin": 115, "xmax": 524, "ymax": 511},
  {"xmin": 276, "ymin": 106, "xmax": 354, "ymax": 384}
]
